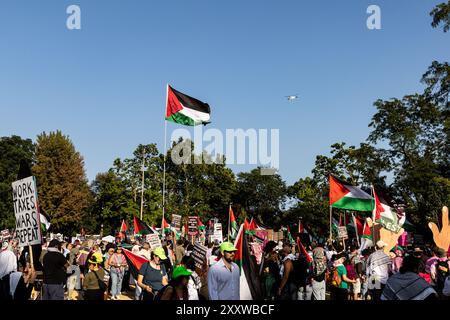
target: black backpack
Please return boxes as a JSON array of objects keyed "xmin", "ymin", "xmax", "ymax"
[
  {"xmin": 93, "ymin": 270, "xmax": 108, "ymax": 292},
  {"xmin": 435, "ymin": 259, "xmax": 449, "ymax": 291}
]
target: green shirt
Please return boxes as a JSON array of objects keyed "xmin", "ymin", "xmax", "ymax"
[{"xmin": 337, "ymin": 265, "xmax": 348, "ymax": 289}]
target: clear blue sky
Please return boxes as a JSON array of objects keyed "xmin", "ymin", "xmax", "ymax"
[{"xmin": 1, "ymin": 0, "xmax": 449, "ymax": 185}]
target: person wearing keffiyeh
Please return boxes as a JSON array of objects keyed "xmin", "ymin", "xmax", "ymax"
[{"xmin": 381, "ymin": 255, "xmax": 437, "ymax": 300}]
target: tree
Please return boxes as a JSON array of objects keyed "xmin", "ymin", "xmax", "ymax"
[
  {"xmin": 431, "ymin": 1, "xmax": 450, "ymax": 32},
  {"xmin": 235, "ymin": 167, "xmax": 287, "ymax": 227},
  {"xmin": 32, "ymin": 131, "xmax": 91, "ymax": 235},
  {"xmin": 0, "ymin": 136, "xmax": 35, "ymax": 230}
]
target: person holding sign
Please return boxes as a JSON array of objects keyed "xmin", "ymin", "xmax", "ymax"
[{"xmin": 137, "ymin": 247, "xmax": 169, "ymax": 300}]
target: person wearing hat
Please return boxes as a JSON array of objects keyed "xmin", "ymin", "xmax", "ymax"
[
  {"xmin": 107, "ymin": 244, "xmax": 127, "ymax": 300},
  {"xmin": 207, "ymin": 242, "xmax": 240, "ymax": 300},
  {"xmin": 366, "ymin": 240, "xmax": 392, "ymax": 301},
  {"xmin": 83, "ymin": 252, "xmax": 106, "ymax": 300},
  {"xmin": 158, "ymin": 266, "xmax": 192, "ymax": 300},
  {"xmin": 430, "ymin": 247, "xmax": 450, "ymax": 297},
  {"xmin": 137, "ymin": 247, "xmax": 169, "ymax": 301},
  {"xmin": 42, "ymin": 239, "xmax": 69, "ymax": 300}
]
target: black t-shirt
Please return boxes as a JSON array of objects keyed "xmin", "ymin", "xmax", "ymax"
[
  {"xmin": 138, "ymin": 262, "xmax": 167, "ymax": 291},
  {"xmin": 43, "ymin": 251, "xmax": 67, "ymax": 285}
]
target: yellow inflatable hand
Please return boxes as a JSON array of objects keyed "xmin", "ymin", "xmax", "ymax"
[{"xmin": 429, "ymin": 206, "xmax": 450, "ymax": 251}]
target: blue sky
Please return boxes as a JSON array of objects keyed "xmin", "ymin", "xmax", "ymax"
[{"xmin": 0, "ymin": 0, "xmax": 449, "ymax": 185}]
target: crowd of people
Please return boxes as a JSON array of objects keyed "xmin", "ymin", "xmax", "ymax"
[{"xmin": 1, "ymin": 231, "xmax": 450, "ymax": 301}]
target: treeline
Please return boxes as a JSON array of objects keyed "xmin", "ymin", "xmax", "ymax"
[{"xmin": 0, "ymin": 2, "xmax": 448, "ymax": 237}]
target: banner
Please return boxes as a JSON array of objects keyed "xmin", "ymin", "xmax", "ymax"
[
  {"xmin": 12, "ymin": 176, "xmax": 42, "ymax": 247},
  {"xmin": 192, "ymin": 243, "xmax": 208, "ymax": 270},
  {"xmin": 172, "ymin": 214, "xmax": 182, "ymax": 230},
  {"xmin": 188, "ymin": 216, "xmax": 198, "ymax": 236},
  {"xmin": 146, "ymin": 233, "xmax": 162, "ymax": 249}
]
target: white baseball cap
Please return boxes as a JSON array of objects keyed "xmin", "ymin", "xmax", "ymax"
[{"xmin": 376, "ymin": 240, "xmax": 387, "ymax": 249}]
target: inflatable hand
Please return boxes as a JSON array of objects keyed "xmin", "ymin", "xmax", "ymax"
[
  {"xmin": 379, "ymin": 227, "xmax": 405, "ymax": 255},
  {"xmin": 429, "ymin": 206, "xmax": 450, "ymax": 251}
]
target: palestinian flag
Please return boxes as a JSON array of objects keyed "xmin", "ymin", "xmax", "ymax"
[
  {"xmin": 120, "ymin": 220, "xmax": 127, "ymax": 232},
  {"xmin": 362, "ymin": 219, "xmax": 372, "ymax": 239},
  {"xmin": 165, "ymin": 85, "xmax": 211, "ymax": 126},
  {"xmin": 297, "ymin": 237, "xmax": 312, "ymax": 263},
  {"xmin": 244, "ymin": 218, "xmax": 256, "ymax": 235},
  {"xmin": 329, "ymin": 175, "xmax": 374, "ymax": 212},
  {"xmin": 161, "ymin": 217, "xmax": 171, "ymax": 234},
  {"xmin": 198, "ymin": 218, "xmax": 205, "ymax": 231},
  {"xmin": 287, "ymin": 226, "xmax": 294, "ymax": 245},
  {"xmin": 39, "ymin": 212, "xmax": 51, "ymax": 234},
  {"xmin": 234, "ymin": 224, "xmax": 263, "ymax": 300},
  {"xmin": 133, "ymin": 216, "xmax": 153, "ymax": 235},
  {"xmin": 298, "ymin": 220, "xmax": 304, "ymax": 233},
  {"xmin": 123, "ymin": 248, "xmax": 149, "ymax": 279},
  {"xmin": 372, "ymin": 187, "xmax": 405, "ymax": 233},
  {"xmin": 229, "ymin": 206, "xmax": 238, "ymax": 240}
]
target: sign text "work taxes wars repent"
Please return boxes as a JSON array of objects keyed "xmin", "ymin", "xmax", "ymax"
[{"xmin": 12, "ymin": 176, "xmax": 42, "ymax": 246}]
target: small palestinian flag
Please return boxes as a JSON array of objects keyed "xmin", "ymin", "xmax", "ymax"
[
  {"xmin": 329, "ymin": 175, "xmax": 374, "ymax": 212},
  {"xmin": 362, "ymin": 220, "xmax": 372, "ymax": 239},
  {"xmin": 120, "ymin": 220, "xmax": 127, "ymax": 232},
  {"xmin": 244, "ymin": 218, "xmax": 256, "ymax": 235},
  {"xmin": 39, "ymin": 212, "xmax": 51, "ymax": 234},
  {"xmin": 133, "ymin": 216, "xmax": 153, "ymax": 235},
  {"xmin": 287, "ymin": 226, "xmax": 294, "ymax": 245},
  {"xmin": 161, "ymin": 217, "xmax": 171, "ymax": 234},
  {"xmin": 165, "ymin": 85, "xmax": 211, "ymax": 126},
  {"xmin": 372, "ymin": 187, "xmax": 405, "ymax": 233},
  {"xmin": 198, "ymin": 218, "xmax": 205, "ymax": 231},
  {"xmin": 229, "ymin": 206, "xmax": 238, "ymax": 240},
  {"xmin": 297, "ymin": 237, "xmax": 312, "ymax": 263}
]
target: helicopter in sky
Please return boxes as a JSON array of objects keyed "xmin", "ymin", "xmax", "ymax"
[{"xmin": 285, "ymin": 94, "xmax": 300, "ymax": 101}]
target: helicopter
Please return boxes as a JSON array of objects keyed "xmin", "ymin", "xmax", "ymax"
[{"xmin": 285, "ymin": 94, "xmax": 300, "ymax": 101}]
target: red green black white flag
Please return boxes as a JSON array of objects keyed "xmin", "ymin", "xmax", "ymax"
[{"xmin": 165, "ymin": 85, "xmax": 211, "ymax": 126}]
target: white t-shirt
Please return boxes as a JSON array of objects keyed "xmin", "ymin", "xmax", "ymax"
[{"xmin": 0, "ymin": 249, "xmax": 17, "ymax": 279}]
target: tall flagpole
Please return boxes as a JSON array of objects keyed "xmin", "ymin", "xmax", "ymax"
[
  {"xmin": 329, "ymin": 205, "xmax": 333, "ymax": 243},
  {"xmin": 162, "ymin": 84, "xmax": 169, "ymax": 233},
  {"xmin": 352, "ymin": 212, "xmax": 361, "ymax": 248},
  {"xmin": 228, "ymin": 204, "xmax": 231, "ymax": 240},
  {"xmin": 139, "ymin": 149, "xmax": 145, "ymax": 220}
]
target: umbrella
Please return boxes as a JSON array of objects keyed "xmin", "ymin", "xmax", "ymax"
[{"xmin": 102, "ymin": 235, "xmax": 115, "ymax": 243}]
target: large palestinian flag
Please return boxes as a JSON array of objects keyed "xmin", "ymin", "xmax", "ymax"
[
  {"xmin": 329, "ymin": 175, "xmax": 374, "ymax": 212},
  {"xmin": 234, "ymin": 224, "xmax": 263, "ymax": 300},
  {"xmin": 165, "ymin": 85, "xmax": 211, "ymax": 126},
  {"xmin": 123, "ymin": 249, "xmax": 149, "ymax": 279}
]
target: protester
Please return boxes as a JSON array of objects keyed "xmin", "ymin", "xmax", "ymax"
[
  {"xmin": 83, "ymin": 253, "xmax": 106, "ymax": 300},
  {"xmin": 137, "ymin": 242, "xmax": 151, "ymax": 261},
  {"xmin": 381, "ymin": 255, "xmax": 437, "ymax": 300},
  {"xmin": 181, "ymin": 255, "xmax": 203, "ymax": 300},
  {"xmin": 0, "ymin": 241, "xmax": 17, "ymax": 279},
  {"xmin": 430, "ymin": 248, "xmax": 450, "ymax": 298},
  {"xmin": 208, "ymin": 242, "xmax": 240, "ymax": 300},
  {"xmin": 137, "ymin": 247, "xmax": 169, "ymax": 300},
  {"xmin": 175, "ymin": 239, "xmax": 186, "ymax": 266},
  {"xmin": 277, "ymin": 244, "xmax": 297, "ymax": 300},
  {"xmin": 330, "ymin": 253, "xmax": 357, "ymax": 301},
  {"xmin": 311, "ymin": 242, "xmax": 327, "ymax": 300},
  {"xmin": 42, "ymin": 239, "xmax": 69, "ymax": 300},
  {"xmin": 366, "ymin": 240, "xmax": 392, "ymax": 300},
  {"xmin": 261, "ymin": 241, "xmax": 280, "ymax": 300},
  {"xmin": 108, "ymin": 245, "xmax": 128, "ymax": 300},
  {"xmin": 158, "ymin": 266, "xmax": 191, "ymax": 300}
]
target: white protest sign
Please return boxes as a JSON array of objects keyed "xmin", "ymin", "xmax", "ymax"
[
  {"xmin": 172, "ymin": 214, "xmax": 182, "ymax": 230},
  {"xmin": 146, "ymin": 233, "xmax": 162, "ymax": 249},
  {"xmin": 12, "ymin": 176, "xmax": 42, "ymax": 247},
  {"xmin": 210, "ymin": 223, "xmax": 223, "ymax": 243},
  {"xmin": 338, "ymin": 226, "xmax": 348, "ymax": 239}
]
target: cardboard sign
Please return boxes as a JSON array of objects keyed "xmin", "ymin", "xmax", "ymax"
[
  {"xmin": 146, "ymin": 233, "xmax": 162, "ymax": 249},
  {"xmin": 172, "ymin": 214, "xmax": 182, "ymax": 230},
  {"xmin": 337, "ymin": 226, "xmax": 348, "ymax": 239},
  {"xmin": 192, "ymin": 243, "xmax": 208, "ymax": 270},
  {"xmin": 12, "ymin": 176, "xmax": 42, "ymax": 247},
  {"xmin": 212, "ymin": 223, "xmax": 223, "ymax": 243},
  {"xmin": 188, "ymin": 216, "xmax": 198, "ymax": 236}
]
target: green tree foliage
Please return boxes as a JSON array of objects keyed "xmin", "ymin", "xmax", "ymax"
[
  {"xmin": 0, "ymin": 136, "xmax": 35, "ymax": 229},
  {"xmin": 32, "ymin": 131, "xmax": 91, "ymax": 235},
  {"xmin": 431, "ymin": 1, "xmax": 450, "ymax": 32},
  {"xmin": 234, "ymin": 167, "xmax": 287, "ymax": 227}
]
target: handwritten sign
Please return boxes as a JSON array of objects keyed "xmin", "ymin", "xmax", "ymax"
[
  {"xmin": 172, "ymin": 214, "xmax": 182, "ymax": 230},
  {"xmin": 188, "ymin": 216, "xmax": 198, "ymax": 236},
  {"xmin": 337, "ymin": 226, "xmax": 348, "ymax": 240},
  {"xmin": 12, "ymin": 176, "xmax": 42, "ymax": 247},
  {"xmin": 146, "ymin": 233, "xmax": 162, "ymax": 249},
  {"xmin": 192, "ymin": 243, "xmax": 208, "ymax": 270}
]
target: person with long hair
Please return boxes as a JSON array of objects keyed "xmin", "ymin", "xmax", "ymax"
[
  {"xmin": 108, "ymin": 245, "xmax": 127, "ymax": 300},
  {"xmin": 158, "ymin": 266, "xmax": 191, "ymax": 300},
  {"xmin": 137, "ymin": 247, "xmax": 169, "ymax": 301}
]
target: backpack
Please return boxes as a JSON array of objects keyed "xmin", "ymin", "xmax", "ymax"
[
  {"xmin": 93, "ymin": 270, "xmax": 107, "ymax": 292},
  {"xmin": 435, "ymin": 259, "xmax": 449, "ymax": 291},
  {"xmin": 290, "ymin": 257, "xmax": 309, "ymax": 286},
  {"xmin": 326, "ymin": 266, "xmax": 342, "ymax": 287}
]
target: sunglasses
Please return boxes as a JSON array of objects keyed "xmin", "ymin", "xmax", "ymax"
[{"xmin": 224, "ymin": 251, "xmax": 236, "ymax": 255}]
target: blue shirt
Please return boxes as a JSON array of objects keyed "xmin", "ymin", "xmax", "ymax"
[{"xmin": 208, "ymin": 258, "xmax": 240, "ymax": 300}]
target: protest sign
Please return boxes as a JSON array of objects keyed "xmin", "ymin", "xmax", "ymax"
[
  {"xmin": 192, "ymin": 243, "xmax": 208, "ymax": 270},
  {"xmin": 337, "ymin": 226, "xmax": 348, "ymax": 239},
  {"xmin": 12, "ymin": 176, "xmax": 42, "ymax": 247},
  {"xmin": 211, "ymin": 223, "xmax": 223, "ymax": 243},
  {"xmin": 172, "ymin": 214, "xmax": 182, "ymax": 230},
  {"xmin": 188, "ymin": 216, "xmax": 198, "ymax": 236},
  {"xmin": 146, "ymin": 233, "xmax": 162, "ymax": 249}
]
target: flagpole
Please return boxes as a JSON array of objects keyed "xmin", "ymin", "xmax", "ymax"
[
  {"xmin": 228, "ymin": 204, "xmax": 231, "ymax": 240},
  {"xmin": 329, "ymin": 205, "xmax": 332, "ymax": 244},
  {"xmin": 352, "ymin": 212, "xmax": 361, "ymax": 248},
  {"xmin": 162, "ymin": 84, "xmax": 169, "ymax": 233},
  {"xmin": 140, "ymin": 149, "xmax": 145, "ymax": 221}
]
